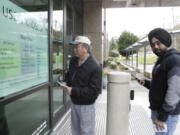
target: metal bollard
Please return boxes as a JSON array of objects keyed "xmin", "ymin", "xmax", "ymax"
[{"xmin": 106, "ymin": 71, "xmax": 131, "ymax": 135}]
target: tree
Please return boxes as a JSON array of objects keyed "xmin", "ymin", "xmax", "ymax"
[
  {"xmin": 109, "ymin": 38, "xmax": 119, "ymax": 57},
  {"xmin": 109, "ymin": 38, "xmax": 117, "ymax": 50},
  {"xmin": 117, "ymin": 31, "xmax": 139, "ymax": 56}
]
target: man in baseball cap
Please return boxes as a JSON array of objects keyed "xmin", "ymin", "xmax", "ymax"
[
  {"xmin": 61, "ymin": 35, "xmax": 102, "ymax": 135},
  {"xmin": 69, "ymin": 36, "xmax": 92, "ymax": 58}
]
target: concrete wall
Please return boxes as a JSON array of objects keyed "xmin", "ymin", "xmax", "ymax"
[{"xmin": 83, "ymin": 0, "xmax": 103, "ymax": 64}]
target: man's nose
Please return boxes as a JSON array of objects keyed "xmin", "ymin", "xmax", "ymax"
[{"xmin": 154, "ymin": 44, "xmax": 159, "ymax": 49}]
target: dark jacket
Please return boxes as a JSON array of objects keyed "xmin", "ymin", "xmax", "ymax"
[
  {"xmin": 65, "ymin": 55, "xmax": 102, "ymax": 105},
  {"xmin": 144, "ymin": 48, "xmax": 180, "ymax": 122}
]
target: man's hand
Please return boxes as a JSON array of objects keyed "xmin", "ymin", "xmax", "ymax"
[
  {"xmin": 138, "ymin": 79, "xmax": 145, "ymax": 85},
  {"xmin": 61, "ymin": 83, "xmax": 72, "ymax": 95},
  {"xmin": 155, "ymin": 119, "xmax": 166, "ymax": 131}
]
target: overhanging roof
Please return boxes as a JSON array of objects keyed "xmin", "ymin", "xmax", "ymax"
[
  {"xmin": 102, "ymin": 0, "xmax": 180, "ymax": 8},
  {"xmin": 124, "ymin": 30, "xmax": 180, "ymax": 52}
]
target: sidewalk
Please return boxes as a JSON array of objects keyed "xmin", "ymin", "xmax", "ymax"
[
  {"xmin": 131, "ymin": 80, "xmax": 180, "ymax": 135},
  {"xmin": 51, "ymin": 80, "xmax": 180, "ymax": 135}
]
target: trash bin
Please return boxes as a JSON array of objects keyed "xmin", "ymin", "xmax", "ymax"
[{"xmin": 106, "ymin": 71, "xmax": 131, "ymax": 135}]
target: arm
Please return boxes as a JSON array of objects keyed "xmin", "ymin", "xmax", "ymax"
[
  {"xmin": 138, "ymin": 78, "xmax": 151, "ymax": 90},
  {"xmin": 64, "ymin": 57, "xmax": 76, "ymax": 86},
  {"xmin": 144, "ymin": 79, "xmax": 151, "ymax": 89},
  {"xmin": 61, "ymin": 84, "xmax": 72, "ymax": 95},
  {"xmin": 158, "ymin": 65, "xmax": 180, "ymax": 122},
  {"xmin": 65, "ymin": 70, "xmax": 71, "ymax": 86}
]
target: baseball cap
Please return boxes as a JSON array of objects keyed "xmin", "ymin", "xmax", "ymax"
[{"xmin": 70, "ymin": 36, "xmax": 91, "ymax": 46}]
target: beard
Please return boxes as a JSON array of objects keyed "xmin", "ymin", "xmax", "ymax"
[{"xmin": 153, "ymin": 49, "xmax": 166, "ymax": 57}]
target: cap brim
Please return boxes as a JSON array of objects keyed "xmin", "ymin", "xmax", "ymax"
[{"xmin": 69, "ymin": 41, "xmax": 80, "ymax": 45}]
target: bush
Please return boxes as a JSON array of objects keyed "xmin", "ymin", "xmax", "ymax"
[
  {"xmin": 108, "ymin": 57, "xmax": 114, "ymax": 61},
  {"xmin": 109, "ymin": 49, "xmax": 119, "ymax": 57},
  {"xmin": 53, "ymin": 69, "xmax": 63, "ymax": 74},
  {"xmin": 109, "ymin": 61, "xmax": 117, "ymax": 69},
  {"xmin": 114, "ymin": 57, "xmax": 121, "ymax": 65}
]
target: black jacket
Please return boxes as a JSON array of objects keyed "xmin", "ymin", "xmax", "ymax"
[
  {"xmin": 65, "ymin": 55, "xmax": 102, "ymax": 105},
  {"xmin": 144, "ymin": 49, "xmax": 180, "ymax": 121}
]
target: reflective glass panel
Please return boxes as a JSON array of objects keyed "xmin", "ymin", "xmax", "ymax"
[
  {"xmin": 53, "ymin": 0, "xmax": 64, "ymax": 112},
  {"xmin": 0, "ymin": 0, "xmax": 49, "ymax": 98},
  {"xmin": 0, "ymin": 87, "xmax": 50, "ymax": 135},
  {"xmin": 65, "ymin": 1, "xmax": 83, "ymax": 101},
  {"xmin": 65, "ymin": 4, "xmax": 73, "ymax": 102}
]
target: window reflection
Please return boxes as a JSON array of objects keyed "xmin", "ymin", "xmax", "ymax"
[
  {"xmin": 0, "ymin": 0, "xmax": 48, "ymax": 97},
  {"xmin": 52, "ymin": 0, "xmax": 64, "ymax": 112},
  {"xmin": 64, "ymin": 4, "xmax": 73, "ymax": 102},
  {"xmin": 1, "ymin": 88, "xmax": 50, "ymax": 135},
  {"xmin": 64, "ymin": 1, "xmax": 83, "ymax": 101}
]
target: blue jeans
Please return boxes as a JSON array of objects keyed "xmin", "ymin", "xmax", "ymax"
[{"xmin": 151, "ymin": 110, "xmax": 179, "ymax": 135}]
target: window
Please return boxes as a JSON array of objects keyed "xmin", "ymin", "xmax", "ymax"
[
  {"xmin": 52, "ymin": 0, "xmax": 64, "ymax": 112},
  {"xmin": 0, "ymin": 0, "xmax": 49, "ymax": 97},
  {"xmin": 1, "ymin": 87, "xmax": 50, "ymax": 135}
]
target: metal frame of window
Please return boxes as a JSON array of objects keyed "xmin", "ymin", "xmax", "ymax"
[{"xmin": 48, "ymin": 0, "xmax": 53, "ymax": 129}]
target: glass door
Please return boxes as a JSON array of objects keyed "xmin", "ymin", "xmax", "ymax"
[
  {"xmin": 64, "ymin": 3, "xmax": 74, "ymax": 102},
  {"xmin": 64, "ymin": 0, "xmax": 83, "ymax": 102},
  {"xmin": 52, "ymin": 0, "xmax": 64, "ymax": 113}
]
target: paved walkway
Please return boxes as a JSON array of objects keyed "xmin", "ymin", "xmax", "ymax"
[
  {"xmin": 51, "ymin": 80, "xmax": 180, "ymax": 135},
  {"xmin": 131, "ymin": 80, "xmax": 180, "ymax": 135}
]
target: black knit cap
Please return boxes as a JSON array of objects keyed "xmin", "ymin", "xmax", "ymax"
[{"xmin": 148, "ymin": 28, "xmax": 172, "ymax": 47}]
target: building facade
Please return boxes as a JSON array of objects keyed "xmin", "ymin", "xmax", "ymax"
[
  {"xmin": 0, "ymin": 0, "xmax": 102, "ymax": 134},
  {"xmin": 1, "ymin": 0, "xmax": 180, "ymax": 135}
]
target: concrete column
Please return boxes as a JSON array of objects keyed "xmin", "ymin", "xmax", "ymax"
[
  {"xmin": 106, "ymin": 72, "xmax": 131, "ymax": 135},
  {"xmin": 83, "ymin": 0, "xmax": 103, "ymax": 64}
]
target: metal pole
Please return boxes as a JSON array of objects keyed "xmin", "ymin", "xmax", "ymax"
[
  {"xmin": 144, "ymin": 45, "xmax": 146, "ymax": 75},
  {"xmin": 131, "ymin": 50, "xmax": 133, "ymax": 67},
  {"xmin": 136, "ymin": 50, "xmax": 138, "ymax": 69}
]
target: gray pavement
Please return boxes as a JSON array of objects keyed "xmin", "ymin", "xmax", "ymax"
[
  {"xmin": 51, "ymin": 79, "xmax": 180, "ymax": 135},
  {"xmin": 131, "ymin": 80, "xmax": 180, "ymax": 135}
]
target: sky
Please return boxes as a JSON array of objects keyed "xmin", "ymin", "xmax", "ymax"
[{"xmin": 106, "ymin": 7, "xmax": 180, "ymax": 40}]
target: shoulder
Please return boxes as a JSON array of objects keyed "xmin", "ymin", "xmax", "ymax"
[
  {"xmin": 70, "ymin": 56, "xmax": 78, "ymax": 64},
  {"xmin": 70, "ymin": 56, "xmax": 78, "ymax": 61},
  {"xmin": 165, "ymin": 51, "xmax": 180, "ymax": 70},
  {"xmin": 166, "ymin": 53, "xmax": 180, "ymax": 65},
  {"xmin": 88, "ymin": 56, "xmax": 101, "ymax": 68},
  {"xmin": 84, "ymin": 56, "xmax": 101, "ymax": 73}
]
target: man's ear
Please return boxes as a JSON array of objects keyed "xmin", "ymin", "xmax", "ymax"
[{"xmin": 85, "ymin": 46, "xmax": 89, "ymax": 52}]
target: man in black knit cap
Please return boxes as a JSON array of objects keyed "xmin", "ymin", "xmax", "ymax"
[{"xmin": 139, "ymin": 28, "xmax": 180, "ymax": 135}]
